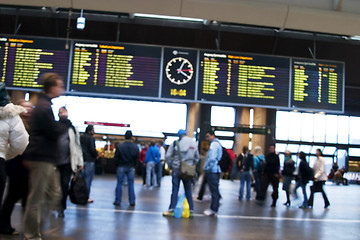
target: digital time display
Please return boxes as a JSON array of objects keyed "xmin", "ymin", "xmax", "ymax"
[
  {"xmin": 197, "ymin": 51, "xmax": 290, "ymax": 108},
  {"xmin": 291, "ymin": 59, "xmax": 344, "ymax": 112},
  {"xmin": 70, "ymin": 41, "xmax": 162, "ymax": 98},
  {"xmin": 0, "ymin": 36, "xmax": 69, "ymax": 89}
]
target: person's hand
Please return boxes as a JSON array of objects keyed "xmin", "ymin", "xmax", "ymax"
[{"xmin": 77, "ymin": 165, "xmax": 84, "ymax": 171}]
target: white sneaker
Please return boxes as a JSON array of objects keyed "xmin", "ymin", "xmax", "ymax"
[{"xmin": 203, "ymin": 209, "xmax": 217, "ymax": 216}]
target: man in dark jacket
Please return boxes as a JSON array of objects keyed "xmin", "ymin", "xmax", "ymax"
[
  {"xmin": 113, "ymin": 130, "xmax": 139, "ymax": 206},
  {"xmin": 23, "ymin": 73, "xmax": 66, "ymax": 240},
  {"xmin": 257, "ymin": 144, "xmax": 280, "ymax": 207},
  {"xmin": 80, "ymin": 125, "xmax": 98, "ymax": 203}
]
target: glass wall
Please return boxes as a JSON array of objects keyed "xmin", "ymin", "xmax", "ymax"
[
  {"xmin": 211, "ymin": 106, "xmax": 235, "ymax": 148},
  {"xmin": 52, "ymin": 96, "xmax": 187, "ymax": 138},
  {"xmin": 276, "ymin": 111, "xmax": 360, "ymax": 170}
]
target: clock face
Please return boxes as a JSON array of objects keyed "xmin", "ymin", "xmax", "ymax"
[{"xmin": 165, "ymin": 57, "xmax": 194, "ymax": 85}]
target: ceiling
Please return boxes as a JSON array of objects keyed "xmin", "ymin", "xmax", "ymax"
[{"xmin": 1, "ymin": 0, "xmax": 360, "ymax": 36}]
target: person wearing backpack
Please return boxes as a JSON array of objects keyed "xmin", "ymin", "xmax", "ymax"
[
  {"xmin": 203, "ymin": 130, "xmax": 223, "ymax": 216},
  {"xmin": 163, "ymin": 129, "xmax": 199, "ymax": 217},
  {"xmin": 238, "ymin": 146, "xmax": 254, "ymax": 201},
  {"xmin": 282, "ymin": 150, "xmax": 295, "ymax": 206}
]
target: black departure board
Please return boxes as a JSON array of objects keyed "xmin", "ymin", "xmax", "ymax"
[
  {"xmin": 291, "ymin": 59, "xmax": 344, "ymax": 112},
  {"xmin": 161, "ymin": 48, "xmax": 197, "ymax": 100},
  {"xmin": 197, "ymin": 51, "xmax": 290, "ymax": 107},
  {"xmin": 0, "ymin": 36, "xmax": 69, "ymax": 89},
  {"xmin": 69, "ymin": 41, "xmax": 162, "ymax": 97}
]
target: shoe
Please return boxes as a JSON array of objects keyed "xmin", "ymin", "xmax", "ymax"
[
  {"xmin": 324, "ymin": 204, "xmax": 330, "ymax": 209},
  {"xmin": 189, "ymin": 212, "xmax": 194, "ymax": 218},
  {"xmin": 203, "ymin": 209, "xmax": 217, "ymax": 216},
  {"xmin": 130, "ymin": 202, "xmax": 135, "ymax": 207},
  {"xmin": 113, "ymin": 201, "xmax": 120, "ymax": 206},
  {"xmin": 299, "ymin": 205, "xmax": 308, "ymax": 209},
  {"xmin": 283, "ymin": 202, "xmax": 290, "ymax": 206},
  {"xmin": 163, "ymin": 210, "xmax": 174, "ymax": 217},
  {"xmin": 88, "ymin": 199, "xmax": 94, "ymax": 203},
  {"xmin": 0, "ymin": 227, "xmax": 19, "ymax": 235},
  {"xmin": 270, "ymin": 203, "xmax": 276, "ymax": 208}
]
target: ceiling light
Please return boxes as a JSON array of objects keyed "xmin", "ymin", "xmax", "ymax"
[{"xmin": 133, "ymin": 13, "xmax": 204, "ymax": 22}]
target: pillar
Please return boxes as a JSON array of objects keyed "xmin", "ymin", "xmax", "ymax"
[
  {"xmin": 186, "ymin": 103, "xmax": 201, "ymax": 138},
  {"xmin": 233, "ymin": 107, "xmax": 250, "ymax": 156},
  {"xmin": 252, "ymin": 107, "xmax": 267, "ymax": 153}
]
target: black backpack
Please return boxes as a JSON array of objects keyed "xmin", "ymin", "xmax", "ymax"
[{"xmin": 218, "ymin": 147, "xmax": 232, "ymax": 172}]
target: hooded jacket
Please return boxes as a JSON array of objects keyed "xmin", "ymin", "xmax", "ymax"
[
  {"xmin": 166, "ymin": 136, "xmax": 199, "ymax": 171},
  {"xmin": 0, "ymin": 103, "xmax": 29, "ymax": 160}
]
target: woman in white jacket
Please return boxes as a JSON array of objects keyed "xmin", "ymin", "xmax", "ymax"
[
  {"xmin": 0, "ymin": 83, "xmax": 29, "ymax": 209},
  {"xmin": 308, "ymin": 149, "xmax": 330, "ymax": 208}
]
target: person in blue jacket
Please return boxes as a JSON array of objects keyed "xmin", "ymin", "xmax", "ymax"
[
  {"xmin": 203, "ymin": 129, "xmax": 223, "ymax": 216},
  {"xmin": 144, "ymin": 142, "xmax": 160, "ymax": 188}
]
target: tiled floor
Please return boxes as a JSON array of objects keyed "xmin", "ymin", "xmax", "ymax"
[{"xmin": 2, "ymin": 174, "xmax": 360, "ymax": 240}]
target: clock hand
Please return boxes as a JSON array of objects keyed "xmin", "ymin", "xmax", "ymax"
[
  {"xmin": 179, "ymin": 60, "xmax": 186, "ymax": 71},
  {"xmin": 180, "ymin": 71, "xmax": 188, "ymax": 77}
]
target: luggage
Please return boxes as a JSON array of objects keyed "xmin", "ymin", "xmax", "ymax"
[{"xmin": 69, "ymin": 170, "xmax": 89, "ymax": 205}]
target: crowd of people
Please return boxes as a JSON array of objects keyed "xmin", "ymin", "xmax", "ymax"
[{"xmin": 0, "ymin": 73, "xmax": 337, "ymax": 239}]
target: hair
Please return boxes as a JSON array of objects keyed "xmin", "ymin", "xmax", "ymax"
[
  {"xmin": 85, "ymin": 125, "xmax": 94, "ymax": 133},
  {"xmin": 242, "ymin": 145, "xmax": 249, "ymax": 153},
  {"xmin": 40, "ymin": 73, "xmax": 62, "ymax": 94},
  {"xmin": 316, "ymin": 148, "xmax": 324, "ymax": 156},
  {"xmin": 205, "ymin": 129, "xmax": 215, "ymax": 136},
  {"xmin": 59, "ymin": 106, "xmax": 67, "ymax": 111},
  {"xmin": 125, "ymin": 130, "xmax": 132, "ymax": 140},
  {"xmin": 299, "ymin": 151, "xmax": 306, "ymax": 161},
  {"xmin": 253, "ymin": 146, "xmax": 263, "ymax": 156},
  {"xmin": 284, "ymin": 150, "xmax": 291, "ymax": 156}
]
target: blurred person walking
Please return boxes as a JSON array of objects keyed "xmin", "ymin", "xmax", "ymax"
[
  {"xmin": 295, "ymin": 151, "xmax": 311, "ymax": 208},
  {"xmin": 238, "ymin": 146, "xmax": 254, "ymax": 201},
  {"xmin": 139, "ymin": 143, "xmax": 149, "ymax": 186},
  {"xmin": 163, "ymin": 129, "xmax": 199, "ymax": 217},
  {"xmin": 257, "ymin": 144, "xmax": 280, "ymax": 207},
  {"xmin": 308, "ymin": 149, "xmax": 330, "ymax": 208},
  {"xmin": 57, "ymin": 107, "xmax": 84, "ymax": 217},
  {"xmin": 282, "ymin": 150, "xmax": 295, "ymax": 206},
  {"xmin": 23, "ymin": 73, "xmax": 67, "ymax": 240},
  {"xmin": 113, "ymin": 130, "xmax": 139, "ymax": 207},
  {"xmin": 253, "ymin": 146, "xmax": 265, "ymax": 200},
  {"xmin": 203, "ymin": 130, "xmax": 223, "ymax": 216},
  {"xmin": 80, "ymin": 125, "xmax": 98, "ymax": 203},
  {"xmin": 0, "ymin": 85, "xmax": 29, "ymax": 235}
]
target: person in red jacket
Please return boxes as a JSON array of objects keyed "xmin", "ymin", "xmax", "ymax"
[{"xmin": 139, "ymin": 143, "xmax": 149, "ymax": 185}]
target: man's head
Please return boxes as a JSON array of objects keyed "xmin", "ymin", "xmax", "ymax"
[
  {"xmin": 41, "ymin": 73, "xmax": 64, "ymax": 99},
  {"xmin": 125, "ymin": 130, "xmax": 133, "ymax": 140},
  {"xmin": 58, "ymin": 106, "xmax": 68, "ymax": 120},
  {"xmin": 242, "ymin": 146, "xmax": 249, "ymax": 153},
  {"xmin": 268, "ymin": 144, "xmax": 275, "ymax": 153},
  {"xmin": 85, "ymin": 125, "xmax": 95, "ymax": 135},
  {"xmin": 205, "ymin": 129, "xmax": 216, "ymax": 142},
  {"xmin": 177, "ymin": 129, "xmax": 187, "ymax": 139}
]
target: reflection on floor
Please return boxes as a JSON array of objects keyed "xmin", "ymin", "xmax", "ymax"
[{"xmin": 2, "ymin": 175, "xmax": 360, "ymax": 240}]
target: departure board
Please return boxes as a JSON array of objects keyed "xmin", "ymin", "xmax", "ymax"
[
  {"xmin": 70, "ymin": 41, "xmax": 162, "ymax": 97},
  {"xmin": 0, "ymin": 36, "xmax": 69, "ymax": 89},
  {"xmin": 291, "ymin": 59, "xmax": 344, "ymax": 112},
  {"xmin": 161, "ymin": 48, "xmax": 197, "ymax": 100},
  {"xmin": 197, "ymin": 51, "xmax": 290, "ymax": 107}
]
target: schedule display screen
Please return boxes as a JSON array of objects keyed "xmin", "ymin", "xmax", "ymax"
[
  {"xmin": 161, "ymin": 48, "xmax": 198, "ymax": 100},
  {"xmin": 197, "ymin": 51, "xmax": 290, "ymax": 107},
  {"xmin": 69, "ymin": 41, "xmax": 162, "ymax": 97},
  {"xmin": 291, "ymin": 59, "xmax": 344, "ymax": 112},
  {"xmin": 0, "ymin": 36, "xmax": 69, "ymax": 89}
]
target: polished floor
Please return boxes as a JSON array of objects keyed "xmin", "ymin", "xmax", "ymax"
[{"xmin": 1, "ymin": 174, "xmax": 360, "ymax": 240}]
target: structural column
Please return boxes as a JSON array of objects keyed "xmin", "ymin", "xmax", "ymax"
[
  {"xmin": 252, "ymin": 107, "xmax": 267, "ymax": 153},
  {"xmin": 186, "ymin": 102, "xmax": 201, "ymax": 138},
  {"xmin": 233, "ymin": 107, "xmax": 250, "ymax": 156}
]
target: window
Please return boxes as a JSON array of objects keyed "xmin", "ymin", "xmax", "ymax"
[
  {"xmin": 301, "ymin": 113, "xmax": 314, "ymax": 142},
  {"xmin": 288, "ymin": 112, "xmax": 301, "ymax": 141},
  {"xmin": 52, "ymin": 96, "xmax": 187, "ymax": 137},
  {"xmin": 325, "ymin": 115, "xmax": 338, "ymax": 143},
  {"xmin": 337, "ymin": 116, "xmax": 349, "ymax": 144},
  {"xmin": 275, "ymin": 143, "xmax": 287, "ymax": 153},
  {"xmin": 275, "ymin": 111, "xmax": 289, "ymax": 140},
  {"xmin": 349, "ymin": 117, "xmax": 360, "ymax": 144},
  {"xmin": 313, "ymin": 114, "xmax": 326, "ymax": 142},
  {"xmin": 349, "ymin": 148, "xmax": 360, "ymax": 157},
  {"xmin": 336, "ymin": 149, "xmax": 347, "ymax": 169},
  {"xmin": 211, "ymin": 106, "xmax": 235, "ymax": 127}
]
